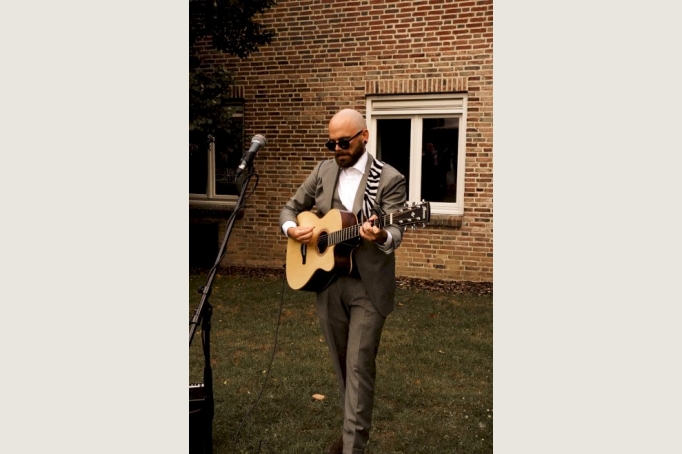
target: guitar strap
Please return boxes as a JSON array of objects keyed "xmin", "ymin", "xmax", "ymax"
[{"xmin": 361, "ymin": 158, "xmax": 384, "ymax": 221}]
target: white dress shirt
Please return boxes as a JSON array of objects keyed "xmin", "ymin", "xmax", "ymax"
[{"xmin": 338, "ymin": 150, "xmax": 368, "ymax": 211}]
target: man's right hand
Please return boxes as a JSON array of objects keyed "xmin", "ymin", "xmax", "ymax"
[{"xmin": 287, "ymin": 225, "xmax": 315, "ymax": 244}]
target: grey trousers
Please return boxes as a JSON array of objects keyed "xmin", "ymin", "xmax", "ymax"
[{"xmin": 316, "ymin": 276, "xmax": 387, "ymax": 454}]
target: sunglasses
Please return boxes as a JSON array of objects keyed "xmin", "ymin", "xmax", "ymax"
[{"xmin": 325, "ymin": 130, "xmax": 364, "ymax": 151}]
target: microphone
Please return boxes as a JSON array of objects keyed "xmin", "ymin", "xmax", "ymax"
[{"xmin": 236, "ymin": 134, "xmax": 267, "ymax": 176}]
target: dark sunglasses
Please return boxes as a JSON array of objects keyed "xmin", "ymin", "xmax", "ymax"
[{"xmin": 325, "ymin": 130, "xmax": 364, "ymax": 151}]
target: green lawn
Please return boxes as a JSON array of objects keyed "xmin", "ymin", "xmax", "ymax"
[{"xmin": 190, "ymin": 271, "xmax": 492, "ymax": 453}]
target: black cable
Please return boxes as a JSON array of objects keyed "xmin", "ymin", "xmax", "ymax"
[{"xmin": 232, "ymin": 265, "xmax": 287, "ymax": 451}]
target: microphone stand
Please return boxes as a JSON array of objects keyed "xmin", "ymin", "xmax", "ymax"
[{"xmin": 189, "ymin": 165, "xmax": 258, "ymax": 454}]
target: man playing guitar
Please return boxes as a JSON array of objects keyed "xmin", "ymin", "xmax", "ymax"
[{"xmin": 279, "ymin": 108, "xmax": 408, "ymax": 454}]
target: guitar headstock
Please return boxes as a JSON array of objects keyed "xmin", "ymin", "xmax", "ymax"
[{"xmin": 390, "ymin": 201, "xmax": 431, "ymax": 230}]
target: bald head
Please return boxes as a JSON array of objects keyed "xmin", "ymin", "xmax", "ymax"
[{"xmin": 329, "ymin": 108, "xmax": 367, "ymax": 131}]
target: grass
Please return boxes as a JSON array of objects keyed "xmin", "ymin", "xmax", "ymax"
[{"xmin": 189, "ymin": 271, "xmax": 492, "ymax": 453}]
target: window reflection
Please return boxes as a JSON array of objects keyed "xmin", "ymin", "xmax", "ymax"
[
  {"xmin": 422, "ymin": 118, "xmax": 458, "ymax": 203},
  {"xmin": 189, "ymin": 130, "xmax": 208, "ymax": 195},
  {"xmin": 375, "ymin": 117, "xmax": 459, "ymax": 203},
  {"xmin": 214, "ymin": 127, "xmax": 243, "ymax": 196},
  {"xmin": 375, "ymin": 119, "xmax": 412, "ymax": 195}
]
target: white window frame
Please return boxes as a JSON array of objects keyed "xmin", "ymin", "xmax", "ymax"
[{"xmin": 366, "ymin": 93, "xmax": 467, "ymax": 216}]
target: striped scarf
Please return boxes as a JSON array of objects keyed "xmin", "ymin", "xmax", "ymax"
[{"xmin": 361, "ymin": 158, "xmax": 384, "ymax": 220}]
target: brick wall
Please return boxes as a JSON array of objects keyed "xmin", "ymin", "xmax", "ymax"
[{"xmin": 193, "ymin": 0, "xmax": 493, "ymax": 282}]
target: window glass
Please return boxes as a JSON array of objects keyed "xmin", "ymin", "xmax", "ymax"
[
  {"xmin": 376, "ymin": 118, "xmax": 411, "ymax": 195},
  {"xmin": 422, "ymin": 118, "xmax": 458, "ymax": 203},
  {"xmin": 214, "ymin": 127, "xmax": 243, "ymax": 196},
  {"xmin": 189, "ymin": 130, "xmax": 208, "ymax": 195}
]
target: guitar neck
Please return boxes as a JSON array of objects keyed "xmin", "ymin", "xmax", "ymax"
[
  {"xmin": 322, "ymin": 202, "xmax": 430, "ymax": 247},
  {"xmin": 327, "ymin": 215, "xmax": 390, "ymax": 246}
]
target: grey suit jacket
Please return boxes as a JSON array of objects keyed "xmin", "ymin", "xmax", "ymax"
[{"xmin": 279, "ymin": 153, "xmax": 407, "ymax": 316}]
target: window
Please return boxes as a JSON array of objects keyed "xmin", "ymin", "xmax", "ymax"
[
  {"xmin": 366, "ymin": 94, "xmax": 467, "ymax": 215},
  {"xmin": 189, "ymin": 103, "xmax": 245, "ymax": 204}
]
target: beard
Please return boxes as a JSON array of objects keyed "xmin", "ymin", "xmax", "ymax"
[{"xmin": 334, "ymin": 143, "xmax": 365, "ymax": 168}]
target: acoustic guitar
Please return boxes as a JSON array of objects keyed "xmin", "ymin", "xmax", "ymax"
[{"xmin": 285, "ymin": 201, "xmax": 430, "ymax": 292}]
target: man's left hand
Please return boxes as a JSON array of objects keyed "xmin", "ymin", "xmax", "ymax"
[{"xmin": 360, "ymin": 215, "xmax": 387, "ymax": 245}]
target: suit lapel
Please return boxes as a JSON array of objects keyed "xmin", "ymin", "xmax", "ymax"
[{"xmin": 321, "ymin": 160, "xmax": 342, "ymax": 214}]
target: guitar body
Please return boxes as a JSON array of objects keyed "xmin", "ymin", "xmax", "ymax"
[
  {"xmin": 285, "ymin": 201, "xmax": 430, "ymax": 292},
  {"xmin": 286, "ymin": 209, "xmax": 360, "ymax": 292}
]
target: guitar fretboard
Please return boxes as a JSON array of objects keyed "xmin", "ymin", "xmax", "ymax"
[
  {"xmin": 324, "ymin": 216, "xmax": 389, "ymax": 246},
  {"xmin": 315, "ymin": 203, "xmax": 429, "ymax": 248}
]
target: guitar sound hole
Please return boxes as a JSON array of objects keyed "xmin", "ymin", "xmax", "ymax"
[{"xmin": 317, "ymin": 232, "xmax": 328, "ymax": 254}]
